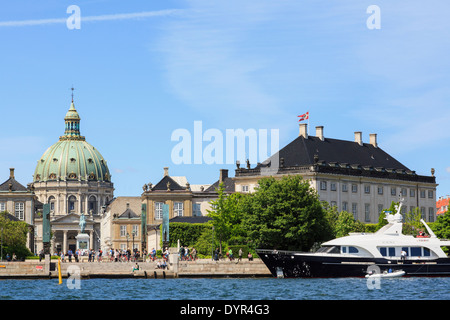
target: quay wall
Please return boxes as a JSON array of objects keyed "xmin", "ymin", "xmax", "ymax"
[{"xmin": 0, "ymin": 258, "xmax": 271, "ymax": 279}]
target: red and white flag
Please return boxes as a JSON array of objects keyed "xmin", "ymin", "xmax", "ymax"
[{"xmin": 298, "ymin": 111, "xmax": 309, "ymax": 122}]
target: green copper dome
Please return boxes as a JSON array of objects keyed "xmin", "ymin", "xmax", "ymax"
[{"xmin": 33, "ymin": 100, "xmax": 111, "ymax": 183}]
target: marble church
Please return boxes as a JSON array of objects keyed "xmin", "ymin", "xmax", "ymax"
[{"xmin": 32, "ymin": 97, "xmax": 114, "ymax": 254}]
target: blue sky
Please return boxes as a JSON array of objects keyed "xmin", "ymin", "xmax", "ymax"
[{"xmin": 0, "ymin": 0, "xmax": 449, "ymax": 198}]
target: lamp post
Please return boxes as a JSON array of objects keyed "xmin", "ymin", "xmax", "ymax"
[{"xmin": 126, "ymin": 232, "xmax": 130, "ymax": 250}]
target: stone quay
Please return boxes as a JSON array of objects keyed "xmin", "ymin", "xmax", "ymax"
[{"xmin": 0, "ymin": 255, "xmax": 271, "ymax": 279}]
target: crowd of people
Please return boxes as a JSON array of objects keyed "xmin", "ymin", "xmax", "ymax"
[
  {"xmin": 213, "ymin": 247, "xmax": 253, "ymax": 262},
  {"xmin": 44, "ymin": 247, "xmax": 171, "ymax": 264},
  {"xmin": 178, "ymin": 246, "xmax": 198, "ymax": 261},
  {"xmin": 39, "ymin": 246, "xmax": 255, "ymax": 264}
]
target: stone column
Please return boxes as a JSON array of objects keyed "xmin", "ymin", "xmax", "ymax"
[
  {"xmin": 63, "ymin": 230, "xmax": 68, "ymax": 254},
  {"xmin": 89, "ymin": 230, "xmax": 94, "ymax": 250}
]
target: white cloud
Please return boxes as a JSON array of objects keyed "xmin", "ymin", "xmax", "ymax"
[{"xmin": 0, "ymin": 9, "xmax": 183, "ymax": 27}]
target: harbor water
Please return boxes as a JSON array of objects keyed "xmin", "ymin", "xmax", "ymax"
[{"xmin": 1, "ymin": 277, "xmax": 449, "ymax": 300}]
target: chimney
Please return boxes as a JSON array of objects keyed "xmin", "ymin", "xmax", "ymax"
[
  {"xmin": 299, "ymin": 123, "xmax": 308, "ymax": 138},
  {"xmin": 316, "ymin": 126, "xmax": 324, "ymax": 141},
  {"xmin": 354, "ymin": 131, "xmax": 363, "ymax": 146},
  {"xmin": 9, "ymin": 168, "xmax": 15, "ymax": 179},
  {"xmin": 164, "ymin": 167, "xmax": 169, "ymax": 177},
  {"xmin": 369, "ymin": 133, "xmax": 378, "ymax": 148},
  {"xmin": 219, "ymin": 169, "xmax": 228, "ymax": 183}
]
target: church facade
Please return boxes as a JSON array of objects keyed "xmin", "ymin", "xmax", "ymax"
[{"xmin": 32, "ymin": 98, "xmax": 114, "ymax": 254}]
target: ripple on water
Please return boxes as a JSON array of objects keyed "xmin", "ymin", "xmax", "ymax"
[{"xmin": 0, "ymin": 277, "xmax": 449, "ymax": 300}]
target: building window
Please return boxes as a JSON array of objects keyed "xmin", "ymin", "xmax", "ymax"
[
  {"xmin": 378, "ymin": 204, "xmax": 384, "ymax": 217},
  {"xmin": 428, "ymin": 190, "xmax": 434, "ymax": 199},
  {"xmin": 132, "ymin": 225, "xmax": 139, "ymax": 236},
  {"xmin": 352, "ymin": 203, "xmax": 358, "ymax": 220},
  {"xmin": 391, "ymin": 187, "xmax": 396, "ymax": 196},
  {"xmin": 0, "ymin": 202, "xmax": 5, "ymax": 212},
  {"xmin": 351, "ymin": 184, "xmax": 358, "ymax": 193},
  {"xmin": 193, "ymin": 203, "xmax": 202, "ymax": 216},
  {"xmin": 420, "ymin": 190, "xmax": 426, "ymax": 198},
  {"xmin": 120, "ymin": 225, "xmax": 127, "ymax": 237},
  {"xmin": 174, "ymin": 202, "xmax": 184, "ymax": 217},
  {"xmin": 15, "ymin": 202, "xmax": 24, "ymax": 220},
  {"xmin": 410, "ymin": 189, "xmax": 415, "ymax": 197},
  {"xmin": 330, "ymin": 201, "xmax": 337, "ymax": 208},
  {"xmin": 68, "ymin": 196, "xmax": 76, "ymax": 212},
  {"xmin": 242, "ymin": 185, "xmax": 249, "ymax": 192},
  {"xmin": 155, "ymin": 202, "xmax": 163, "ymax": 220},
  {"xmin": 330, "ymin": 183, "xmax": 337, "ymax": 191},
  {"xmin": 342, "ymin": 201, "xmax": 348, "ymax": 212},
  {"xmin": 420, "ymin": 207, "xmax": 425, "ymax": 220},
  {"xmin": 364, "ymin": 185, "xmax": 370, "ymax": 194},
  {"xmin": 401, "ymin": 188, "xmax": 407, "ymax": 197},
  {"xmin": 88, "ymin": 195, "xmax": 97, "ymax": 215},
  {"xmin": 377, "ymin": 186, "xmax": 383, "ymax": 195},
  {"xmin": 428, "ymin": 208, "xmax": 435, "ymax": 222},
  {"xmin": 342, "ymin": 184, "xmax": 348, "ymax": 192},
  {"xmin": 365, "ymin": 204, "xmax": 370, "ymax": 222},
  {"xmin": 320, "ymin": 181, "xmax": 327, "ymax": 190}
]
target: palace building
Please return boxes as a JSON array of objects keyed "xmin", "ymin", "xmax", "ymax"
[
  {"xmin": 32, "ymin": 98, "xmax": 114, "ymax": 254},
  {"xmin": 234, "ymin": 123, "xmax": 437, "ymax": 224},
  {"xmin": 140, "ymin": 167, "xmax": 233, "ymax": 250},
  {"xmin": 0, "ymin": 168, "xmax": 36, "ymax": 251}
]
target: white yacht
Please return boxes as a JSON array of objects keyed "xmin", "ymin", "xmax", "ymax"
[{"xmin": 258, "ymin": 201, "xmax": 450, "ymax": 278}]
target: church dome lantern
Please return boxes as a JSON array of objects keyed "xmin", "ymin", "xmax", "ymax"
[{"xmin": 33, "ymin": 97, "xmax": 111, "ymax": 183}]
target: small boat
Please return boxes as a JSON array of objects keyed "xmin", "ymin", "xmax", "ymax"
[{"xmin": 365, "ymin": 270, "xmax": 405, "ymax": 278}]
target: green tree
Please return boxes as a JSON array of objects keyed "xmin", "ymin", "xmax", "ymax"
[
  {"xmin": 431, "ymin": 210, "xmax": 450, "ymax": 254},
  {"xmin": 207, "ymin": 183, "xmax": 245, "ymax": 253},
  {"xmin": 241, "ymin": 176, "xmax": 333, "ymax": 251},
  {"xmin": 403, "ymin": 207, "xmax": 423, "ymax": 235},
  {"xmin": 334, "ymin": 211, "xmax": 365, "ymax": 238},
  {"xmin": 0, "ymin": 212, "xmax": 32, "ymax": 259}
]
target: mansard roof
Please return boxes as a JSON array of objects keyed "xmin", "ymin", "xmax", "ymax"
[
  {"xmin": 0, "ymin": 169, "xmax": 29, "ymax": 192},
  {"xmin": 118, "ymin": 208, "xmax": 139, "ymax": 219},
  {"xmin": 235, "ymin": 128, "xmax": 435, "ymax": 184},
  {"xmin": 270, "ymin": 135, "xmax": 409, "ymax": 170},
  {"xmin": 151, "ymin": 175, "xmax": 186, "ymax": 191}
]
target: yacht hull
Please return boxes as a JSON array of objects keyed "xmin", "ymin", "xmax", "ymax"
[{"xmin": 257, "ymin": 250, "xmax": 450, "ymax": 278}]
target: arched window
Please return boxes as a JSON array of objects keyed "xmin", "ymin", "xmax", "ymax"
[
  {"xmin": 88, "ymin": 195, "xmax": 97, "ymax": 215},
  {"xmin": 68, "ymin": 195, "xmax": 76, "ymax": 213},
  {"xmin": 48, "ymin": 196, "xmax": 56, "ymax": 213}
]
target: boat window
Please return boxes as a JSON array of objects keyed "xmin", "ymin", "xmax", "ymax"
[
  {"xmin": 388, "ymin": 247, "xmax": 395, "ymax": 256},
  {"xmin": 379, "ymin": 247, "xmax": 387, "ymax": 256},
  {"xmin": 317, "ymin": 246, "xmax": 341, "ymax": 254},
  {"xmin": 316, "ymin": 246, "xmax": 329, "ymax": 253},
  {"xmin": 348, "ymin": 246, "xmax": 359, "ymax": 254},
  {"xmin": 423, "ymin": 248, "xmax": 430, "ymax": 257},
  {"xmin": 342, "ymin": 247, "xmax": 347, "ymax": 253},
  {"xmin": 410, "ymin": 247, "xmax": 422, "ymax": 256},
  {"xmin": 402, "ymin": 247, "xmax": 409, "ymax": 256}
]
